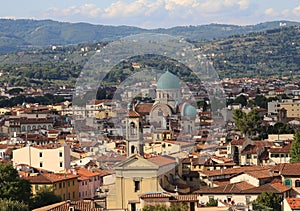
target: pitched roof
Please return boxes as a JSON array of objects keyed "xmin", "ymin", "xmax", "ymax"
[
  {"xmin": 195, "ymin": 181, "xmax": 255, "ymax": 194},
  {"xmin": 147, "ymin": 155, "xmax": 177, "ymax": 167},
  {"xmin": 245, "ymin": 169, "xmax": 279, "ymax": 179},
  {"xmin": 272, "ymin": 163, "xmax": 300, "ymax": 176},
  {"xmin": 127, "ymin": 110, "xmax": 141, "ymax": 117},
  {"xmin": 199, "ymin": 166, "xmax": 271, "ymax": 177},
  {"xmin": 32, "ymin": 200, "xmax": 104, "ymax": 211},
  {"xmin": 242, "ymin": 182, "xmax": 290, "ymax": 194},
  {"xmin": 269, "ymin": 144, "xmax": 291, "ymax": 153},
  {"xmin": 135, "ymin": 103, "xmax": 153, "ymax": 114},
  {"xmin": 286, "ymin": 198, "xmax": 300, "ymax": 210}
]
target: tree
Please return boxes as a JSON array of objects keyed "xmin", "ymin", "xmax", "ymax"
[
  {"xmin": 0, "ymin": 198, "xmax": 29, "ymax": 211},
  {"xmin": 0, "ymin": 163, "xmax": 31, "ymax": 205},
  {"xmin": 290, "ymin": 131, "xmax": 300, "ymax": 163},
  {"xmin": 233, "ymin": 109, "xmax": 248, "ymax": 135},
  {"xmin": 254, "ymin": 192, "xmax": 282, "ymax": 211},
  {"xmin": 233, "ymin": 108, "xmax": 261, "ymax": 137},
  {"xmin": 31, "ymin": 186, "xmax": 61, "ymax": 209},
  {"xmin": 234, "ymin": 95, "xmax": 247, "ymax": 107},
  {"xmin": 206, "ymin": 198, "xmax": 218, "ymax": 207}
]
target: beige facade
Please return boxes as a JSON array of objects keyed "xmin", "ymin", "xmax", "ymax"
[
  {"xmin": 106, "ymin": 154, "xmax": 177, "ymax": 211},
  {"xmin": 268, "ymin": 99, "xmax": 300, "ymax": 118},
  {"xmin": 13, "ymin": 143, "xmax": 70, "ymax": 173}
]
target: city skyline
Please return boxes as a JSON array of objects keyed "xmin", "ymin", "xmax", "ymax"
[{"xmin": 1, "ymin": 0, "xmax": 299, "ymax": 29}]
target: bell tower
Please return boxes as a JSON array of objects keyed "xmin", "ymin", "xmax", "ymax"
[{"xmin": 126, "ymin": 109, "xmax": 143, "ymax": 157}]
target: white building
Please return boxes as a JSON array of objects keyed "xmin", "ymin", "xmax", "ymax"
[{"xmin": 13, "ymin": 143, "xmax": 70, "ymax": 173}]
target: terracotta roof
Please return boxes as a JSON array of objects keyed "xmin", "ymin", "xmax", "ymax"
[
  {"xmin": 245, "ymin": 169, "xmax": 279, "ymax": 179},
  {"xmin": 286, "ymin": 198, "xmax": 300, "ymax": 210},
  {"xmin": 135, "ymin": 103, "xmax": 153, "ymax": 114},
  {"xmin": 242, "ymin": 182, "xmax": 290, "ymax": 194},
  {"xmin": 44, "ymin": 173, "xmax": 78, "ymax": 182},
  {"xmin": 230, "ymin": 138, "xmax": 246, "ymax": 146},
  {"xmin": 269, "ymin": 144, "xmax": 291, "ymax": 153},
  {"xmin": 272, "ymin": 163, "xmax": 300, "ymax": 176},
  {"xmin": 195, "ymin": 181, "xmax": 255, "ymax": 194},
  {"xmin": 241, "ymin": 141, "xmax": 273, "ymax": 155},
  {"xmin": 127, "ymin": 110, "xmax": 140, "ymax": 117},
  {"xmin": 147, "ymin": 155, "xmax": 177, "ymax": 167},
  {"xmin": 76, "ymin": 168, "xmax": 103, "ymax": 178},
  {"xmin": 33, "ymin": 200, "xmax": 104, "ymax": 211},
  {"xmin": 24, "ymin": 174, "xmax": 52, "ymax": 184},
  {"xmin": 199, "ymin": 166, "xmax": 271, "ymax": 177}
]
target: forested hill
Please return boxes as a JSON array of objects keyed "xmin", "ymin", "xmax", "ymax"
[
  {"xmin": 200, "ymin": 25, "xmax": 300, "ymax": 79},
  {"xmin": 0, "ymin": 19, "xmax": 299, "ymax": 54},
  {"xmin": 0, "ymin": 24, "xmax": 300, "ymax": 87}
]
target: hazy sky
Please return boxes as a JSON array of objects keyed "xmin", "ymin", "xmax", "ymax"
[{"xmin": 1, "ymin": 0, "xmax": 300, "ymax": 28}]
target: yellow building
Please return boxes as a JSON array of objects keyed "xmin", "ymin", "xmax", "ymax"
[
  {"xmin": 24, "ymin": 173, "xmax": 79, "ymax": 201},
  {"xmin": 106, "ymin": 154, "xmax": 177, "ymax": 211}
]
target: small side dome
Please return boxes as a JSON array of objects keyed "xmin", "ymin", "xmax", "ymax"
[
  {"xmin": 182, "ymin": 103, "xmax": 197, "ymax": 117},
  {"xmin": 157, "ymin": 70, "xmax": 180, "ymax": 90}
]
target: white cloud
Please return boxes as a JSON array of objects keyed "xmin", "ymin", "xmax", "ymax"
[
  {"xmin": 40, "ymin": 0, "xmax": 270, "ymax": 28},
  {"xmin": 292, "ymin": 5, "xmax": 300, "ymax": 16},
  {"xmin": 264, "ymin": 8, "xmax": 279, "ymax": 17}
]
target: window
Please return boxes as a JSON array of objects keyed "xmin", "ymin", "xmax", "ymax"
[
  {"xmin": 35, "ymin": 184, "xmax": 39, "ymax": 191},
  {"xmin": 59, "ymin": 183, "xmax": 62, "ymax": 188},
  {"xmin": 59, "ymin": 152, "xmax": 63, "ymax": 157},
  {"xmin": 39, "ymin": 152, "xmax": 43, "ymax": 157},
  {"xmin": 134, "ymin": 181, "xmax": 140, "ymax": 192},
  {"xmin": 68, "ymin": 181, "xmax": 70, "ymax": 187},
  {"xmin": 246, "ymin": 154, "xmax": 251, "ymax": 159},
  {"xmin": 79, "ymin": 192, "xmax": 81, "ymax": 198},
  {"xmin": 73, "ymin": 191, "xmax": 75, "ymax": 199},
  {"xmin": 39, "ymin": 162, "xmax": 43, "ymax": 168},
  {"xmin": 295, "ymin": 180, "xmax": 300, "ymax": 187},
  {"xmin": 63, "ymin": 182, "xmax": 65, "ymax": 188},
  {"xmin": 227, "ymin": 196, "xmax": 232, "ymax": 202},
  {"xmin": 73, "ymin": 180, "xmax": 75, "ymax": 186},
  {"xmin": 131, "ymin": 145, "xmax": 135, "ymax": 154},
  {"xmin": 60, "ymin": 162, "xmax": 63, "ymax": 168}
]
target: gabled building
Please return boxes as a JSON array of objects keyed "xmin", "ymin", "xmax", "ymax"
[
  {"xmin": 24, "ymin": 172, "xmax": 79, "ymax": 201},
  {"xmin": 106, "ymin": 154, "xmax": 177, "ymax": 211}
]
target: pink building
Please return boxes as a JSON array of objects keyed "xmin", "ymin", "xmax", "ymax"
[{"xmin": 76, "ymin": 167, "xmax": 103, "ymax": 199}]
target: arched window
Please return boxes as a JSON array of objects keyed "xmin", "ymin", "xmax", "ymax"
[
  {"xmin": 130, "ymin": 122, "xmax": 136, "ymax": 135},
  {"xmin": 27, "ymin": 126, "xmax": 31, "ymax": 131},
  {"xmin": 158, "ymin": 109, "xmax": 163, "ymax": 116},
  {"xmin": 131, "ymin": 145, "xmax": 135, "ymax": 154},
  {"xmin": 21, "ymin": 126, "xmax": 26, "ymax": 132},
  {"xmin": 295, "ymin": 180, "xmax": 300, "ymax": 187}
]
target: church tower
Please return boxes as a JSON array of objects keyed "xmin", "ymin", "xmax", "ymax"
[{"xmin": 125, "ymin": 108, "xmax": 143, "ymax": 157}]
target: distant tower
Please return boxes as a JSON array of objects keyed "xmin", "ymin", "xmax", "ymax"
[{"xmin": 126, "ymin": 108, "xmax": 143, "ymax": 157}]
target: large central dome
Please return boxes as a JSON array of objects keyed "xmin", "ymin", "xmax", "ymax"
[{"xmin": 157, "ymin": 70, "xmax": 180, "ymax": 90}]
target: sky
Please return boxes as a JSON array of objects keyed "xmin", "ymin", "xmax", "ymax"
[{"xmin": 1, "ymin": 0, "xmax": 300, "ymax": 28}]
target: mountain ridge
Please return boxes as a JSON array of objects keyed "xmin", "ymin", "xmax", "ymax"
[{"xmin": 0, "ymin": 19, "xmax": 299, "ymax": 54}]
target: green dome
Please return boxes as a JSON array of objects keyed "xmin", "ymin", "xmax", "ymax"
[
  {"xmin": 183, "ymin": 104, "xmax": 197, "ymax": 117},
  {"xmin": 157, "ymin": 71, "xmax": 180, "ymax": 90}
]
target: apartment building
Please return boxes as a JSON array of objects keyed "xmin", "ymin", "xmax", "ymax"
[{"xmin": 13, "ymin": 143, "xmax": 70, "ymax": 173}]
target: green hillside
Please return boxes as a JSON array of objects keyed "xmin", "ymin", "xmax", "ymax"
[
  {"xmin": 200, "ymin": 25, "xmax": 300, "ymax": 78},
  {"xmin": 0, "ymin": 24, "xmax": 300, "ymax": 87},
  {"xmin": 0, "ymin": 19, "xmax": 299, "ymax": 54}
]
